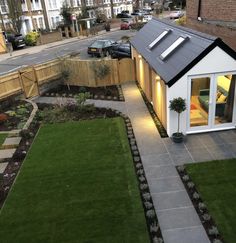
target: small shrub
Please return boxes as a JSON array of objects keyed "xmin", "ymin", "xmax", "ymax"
[
  {"xmin": 75, "ymin": 92, "xmax": 90, "ymax": 108},
  {"xmin": 198, "ymin": 202, "xmax": 207, "ymax": 210},
  {"xmin": 20, "ymin": 129, "xmax": 34, "ymax": 140},
  {"xmin": 208, "ymin": 226, "xmax": 219, "ymax": 236},
  {"xmin": 150, "ymin": 221, "xmax": 159, "ymax": 233},
  {"xmin": 187, "ymin": 181, "xmax": 195, "ymax": 189},
  {"xmin": 105, "ymin": 88, "xmax": 112, "ymax": 96},
  {"xmin": 146, "ymin": 209, "xmax": 155, "ymax": 218},
  {"xmin": 153, "ymin": 237, "xmax": 163, "ymax": 243},
  {"xmin": 92, "ymin": 61, "xmax": 110, "ymax": 79},
  {"xmin": 142, "ymin": 192, "xmax": 151, "ymax": 201},
  {"xmin": 202, "ymin": 213, "xmax": 211, "ymax": 221},
  {"xmin": 177, "ymin": 165, "xmax": 185, "ymax": 172},
  {"xmin": 138, "ymin": 175, "xmax": 146, "ymax": 182},
  {"xmin": 213, "ymin": 239, "xmax": 223, "ymax": 243},
  {"xmin": 0, "ymin": 113, "xmax": 8, "ymax": 124},
  {"xmin": 140, "ymin": 183, "xmax": 148, "ymax": 190},
  {"xmin": 25, "ymin": 31, "xmax": 39, "ymax": 46},
  {"xmin": 79, "ymin": 86, "xmax": 87, "ymax": 93},
  {"xmin": 182, "ymin": 174, "xmax": 190, "ymax": 181},
  {"xmin": 193, "ymin": 192, "xmax": 200, "ymax": 200},
  {"xmin": 144, "ymin": 201, "xmax": 153, "ymax": 209}
]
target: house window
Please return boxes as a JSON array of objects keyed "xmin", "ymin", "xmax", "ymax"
[
  {"xmin": 160, "ymin": 36, "xmax": 187, "ymax": 60},
  {"xmin": 38, "ymin": 17, "xmax": 44, "ymax": 29},
  {"xmin": 0, "ymin": 0, "xmax": 7, "ymax": 13},
  {"xmin": 148, "ymin": 30, "xmax": 170, "ymax": 49}
]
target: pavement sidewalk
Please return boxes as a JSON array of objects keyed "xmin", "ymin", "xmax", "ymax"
[{"xmin": 0, "ymin": 27, "xmax": 120, "ymax": 62}]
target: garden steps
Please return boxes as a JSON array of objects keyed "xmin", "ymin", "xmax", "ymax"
[
  {"xmin": 0, "ymin": 149, "xmax": 16, "ymax": 161},
  {"xmin": 2, "ymin": 137, "xmax": 22, "ymax": 149},
  {"xmin": 0, "ymin": 162, "xmax": 8, "ymax": 176}
]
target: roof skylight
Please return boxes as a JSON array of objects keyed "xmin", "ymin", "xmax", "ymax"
[
  {"xmin": 160, "ymin": 36, "xmax": 187, "ymax": 60},
  {"xmin": 148, "ymin": 30, "xmax": 170, "ymax": 49}
]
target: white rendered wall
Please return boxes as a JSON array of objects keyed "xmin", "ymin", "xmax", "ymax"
[{"xmin": 166, "ymin": 46, "xmax": 236, "ymax": 136}]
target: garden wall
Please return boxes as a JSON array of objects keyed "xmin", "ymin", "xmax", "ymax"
[{"xmin": 0, "ymin": 58, "xmax": 135, "ymax": 100}]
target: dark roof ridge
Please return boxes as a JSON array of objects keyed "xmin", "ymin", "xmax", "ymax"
[{"xmin": 152, "ymin": 17, "xmax": 219, "ymax": 42}]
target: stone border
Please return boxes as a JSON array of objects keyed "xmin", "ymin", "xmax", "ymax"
[
  {"xmin": 112, "ymin": 109, "xmax": 164, "ymax": 243},
  {"xmin": 177, "ymin": 165, "xmax": 224, "ymax": 243},
  {"xmin": 23, "ymin": 99, "xmax": 38, "ymax": 130},
  {"xmin": 135, "ymin": 81, "xmax": 168, "ymax": 138}
]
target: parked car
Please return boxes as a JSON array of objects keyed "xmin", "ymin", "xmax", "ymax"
[
  {"xmin": 116, "ymin": 13, "xmax": 132, "ymax": 18},
  {"xmin": 169, "ymin": 10, "xmax": 184, "ymax": 19},
  {"xmin": 110, "ymin": 43, "xmax": 131, "ymax": 59},
  {"xmin": 5, "ymin": 33, "xmax": 26, "ymax": 49},
  {"xmin": 131, "ymin": 9, "xmax": 147, "ymax": 16},
  {"xmin": 143, "ymin": 14, "xmax": 152, "ymax": 22},
  {"xmin": 87, "ymin": 39, "xmax": 116, "ymax": 57},
  {"xmin": 120, "ymin": 19, "xmax": 133, "ymax": 30}
]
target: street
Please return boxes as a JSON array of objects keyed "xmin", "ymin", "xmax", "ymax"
[{"xmin": 0, "ymin": 29, "xmax": 136, "ymax": 76}]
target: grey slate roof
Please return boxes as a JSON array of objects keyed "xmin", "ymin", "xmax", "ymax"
[{"xmin": 130, "ymin": 18, "xmax": 235, "ymax": 87}]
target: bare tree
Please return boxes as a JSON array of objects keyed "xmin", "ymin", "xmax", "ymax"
[{"xmin": 7, "ymin": 0, "xmax": 22, "ymax": 33}]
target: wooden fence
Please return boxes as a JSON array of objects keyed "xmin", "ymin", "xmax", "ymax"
[{"xmin": 0, "ymin": 58, "xmax": 135, "ymax": 100}]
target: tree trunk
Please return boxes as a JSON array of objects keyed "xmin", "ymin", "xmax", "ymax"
[{"xmin": 110, "ymin": 0, "xmax": 114, "ymax": 18}]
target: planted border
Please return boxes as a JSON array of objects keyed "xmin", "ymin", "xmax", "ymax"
[
  {"xmin": 112, "ymin": 109, "xmax": 164, "ymax": 243},
  {"xmin": 44, "ymin": 85, "xmax": 125, "ymax": 101},
  {"xmin": 177, "ymin": 165, "xmax": 224, "ymax": 243},
  {"xmin": 135, "ymin": 81, "xmax": 168, "ymax": 138}
]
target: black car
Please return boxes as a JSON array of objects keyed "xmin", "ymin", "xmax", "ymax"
[
  {"xmin": 87, "ymin": 39, "xmax": 116, "ymax": 57},
  {"xmin": 110, "ymin": 43, "xmax": 131, "ymax": 59},
  {"xmin": 5, "ymin": 33, "xmax": 26, "ymax": 49},
  {"xmin": 116, "ymin": 13, "xmax": 132, "ymax": 18}
]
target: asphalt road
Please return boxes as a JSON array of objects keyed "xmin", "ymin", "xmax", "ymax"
[{"xmin": 0, "ymin": 29, "xmax": 136, "ymax": 75}]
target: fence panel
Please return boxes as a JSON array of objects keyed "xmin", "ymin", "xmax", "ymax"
[
  {"xmin": 0, "ymin": 72, "xmax": 22, "ymax": 100},
  {"xmin": 118, "ymin": 58, "xmax": 135, "ymax": 83}
]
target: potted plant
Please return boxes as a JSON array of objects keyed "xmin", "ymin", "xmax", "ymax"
[{"xmin": 169, "ymin": 97, "xmax": 186, "ymax": 143}]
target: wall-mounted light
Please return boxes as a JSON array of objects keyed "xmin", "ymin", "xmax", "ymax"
[
  {"xmin": 155, "ymin": 75, "xmax": 160, "ymax": 81},
  {"xmin": 138, "ymin": 55, "xmax": 142, "ymax": 59}
]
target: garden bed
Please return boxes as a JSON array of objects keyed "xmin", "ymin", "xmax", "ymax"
[
  {"xmin": 42, "ymin": 84, "xmax": 124, "ymax": 101},
  {"xmin": 0, "ymin": 99, "xmax": 32, "ymax": 131},
  {"xmin": 177, "ymin": 160, "xmax": 236, "ymax": 243}
]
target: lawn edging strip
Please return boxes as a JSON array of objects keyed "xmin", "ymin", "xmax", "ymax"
[{"xmin": 177, "ymin": 165, "xmax": 224, "ymax": 243}]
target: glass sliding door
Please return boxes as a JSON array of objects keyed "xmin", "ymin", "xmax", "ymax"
[
  {"xmin": 190, "ymin": 77, "xmax": 211, "ymax": 128},
  {"xmin": 214, "ymin": 74, "xmax": 236, "ymax": 125}
]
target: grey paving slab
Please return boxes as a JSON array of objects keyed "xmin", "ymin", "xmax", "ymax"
[
  {"xmin": 141, "ymin": 153, "xmax": 173, "ymax": 167},
  {"xmin": 169, "ymin": 151, "xmax": 193, "ymax": 165},
  {"xmin": 162, "ymin": 226, "xmax": 210, "ymax": 243},
  {"xmin": 0, "ymin": 149, "xmax": 16, "ymax": 160},
  {"xmin": 0, "ymin": 162, "xmax": 8, "ymax": 174},
  {"xmin": 157, "ymin": 206, "xmax": 201, "ymax": 230},
  {"xmin": 152, "ymin": 190, "xmax": 192, "ymax": 211},
  {"xmin": 2, "ymin": 137, "xmax": 21, "ymax": 148},
  {"xmin": 145, "ymin": 165, "xmax": 178, "ymax": 179},
  {"xmin": 188, "ymin": 148, "xmax": 214, "ymax": 162},
  {"xmin": 184, "ymin": 135, "xmax": 205, "ymax": 149},
  {"xmin": 148, "ymin": 177, "xmax": 185, "ymax": 194}
]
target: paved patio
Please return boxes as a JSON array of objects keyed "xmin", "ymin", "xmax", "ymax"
[{"xmin": 35, "ymin": 81, "xmax": 236, "ymax": 243}]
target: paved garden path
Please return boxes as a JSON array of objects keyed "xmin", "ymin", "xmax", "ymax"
[{"xmin": 35, "ymin": 83, "xmax": 214, "ymax": 243}]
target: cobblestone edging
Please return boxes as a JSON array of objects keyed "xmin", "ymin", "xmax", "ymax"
[
  {"xmin": 135, "ymin": 82, "xmax": 168, "ymax": 138},
  {"xmin": 177, "ymin": 165, "xmax": 224, "ymax": 243},
  {"xmin": 113, "ymin": 109, "xmax": 164, "ymax": 243}
]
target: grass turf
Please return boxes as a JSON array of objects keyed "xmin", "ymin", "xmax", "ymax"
[
  {"xmin": 0, "ymin": 133, "xmax": 7, "ymax": 146},
  {"xmin": 186, "ymin": 159, "xmax": 236, "ymax": 243},
  {"xmin": 0, "ymin": 118, "xmax": 149, "ymax": 243}
]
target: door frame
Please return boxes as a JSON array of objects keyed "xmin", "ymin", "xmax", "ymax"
[{"xmin": 187, "ymin": 72, "xmax": 236, "ymax": 133}]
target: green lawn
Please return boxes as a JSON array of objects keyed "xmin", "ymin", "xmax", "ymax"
[
  {"xmin": 186, "ymin": 159, "xmax": 236, "ymax": 243},
  {"xmin": 0, "ymin": 133, "xmax": 7, "ymax": 145},
  {"xmin": 0, "ymin": 118, "xmax": 149, "ymax": 243}
]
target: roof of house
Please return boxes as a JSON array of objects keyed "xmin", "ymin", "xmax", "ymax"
[{"xmin": 130, "ymin": 18, "xmax": 236, "ymax": 87}]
